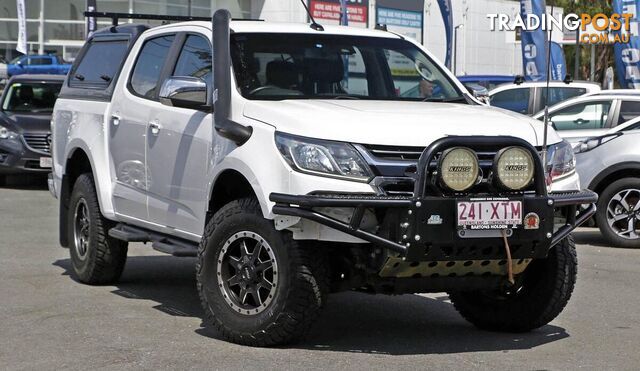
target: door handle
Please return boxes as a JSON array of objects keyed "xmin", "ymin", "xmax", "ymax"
[
  {"xmin": 149, "ymin": 120, "xmax": 161, "ymax": 136},
  {"xmin": 111, "ymin": 114, "xmax": 121, "ymax": 126}
]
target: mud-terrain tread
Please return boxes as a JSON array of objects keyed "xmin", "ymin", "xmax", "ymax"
[
  {"xmin": 69, "ymin": 173, "xmax": 128, "ymax": 285},
  {"xmin": 197, "ymin": 198, "xmax": 329, "ymax": 346},
  {"xmin": 449, "ymin": 235, "xmax": 577, "ymax": 332}
]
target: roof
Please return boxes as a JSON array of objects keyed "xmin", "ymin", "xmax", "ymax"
[
  {"xmin": 489, "ymin": 80, "xmax": 601, "ymax": 94},
  {"xmin": 457, "ymin": 75, "xmax": 515, "ymax": 80},
  {"xmin": 585, "ymin": 89, "xmax": 640, "ymax": 97},
  {"xmin": 152, "ymin": 20, "xmax": 403, "ymax": 39},
  {"xmin": 8, "ymin": 74, "xmax": 66, "ymax": 83}
]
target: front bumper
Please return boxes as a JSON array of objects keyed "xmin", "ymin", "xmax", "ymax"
[
  {"xmin": 270, "ymin": 136, "xmax": 597, "ymax": 262},
  {"xmin": 0, "ymin": 136, "xmax": 51, "ymax": 175}
]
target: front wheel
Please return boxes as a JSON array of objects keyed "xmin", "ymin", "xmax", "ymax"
[
  {"xmin": 197, "ymin": 198, "xmax": 329, "ymax": 346},
  {"xmin": 595, "ymin": 178, "xmax": 640, "ymax": 248},
  {"xmin": 449, "ymin": 235, "xmax": 577, "ymax": 332}
]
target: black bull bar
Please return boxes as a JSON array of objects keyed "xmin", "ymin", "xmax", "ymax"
[{"xmin": 270, "ymin": 136, "xmax": 597, "ymax": 261}]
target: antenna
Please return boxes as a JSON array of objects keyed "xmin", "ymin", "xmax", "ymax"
[
  {"xmin": 541, "ymin": 3, "xmax": 555, "ymax": 180},
  {"xmin": 299, "ymin": 0, "xmax": 324, "ymax": 31}
]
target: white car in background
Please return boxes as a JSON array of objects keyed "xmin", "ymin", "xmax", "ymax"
[
  {"xmin": 575, "ymin": 116, "xmax": 640, "ymax": 248},
  {"xmin": 489, "ymin": 80, "xmax": 600, "ymax": 115},
  {"xmin": 533, "ymin": 90, "xmax": 640, "ymax": 145}
]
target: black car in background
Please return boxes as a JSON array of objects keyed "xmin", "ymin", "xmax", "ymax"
[{"xmin": 0, "ymin": 74, "xmax": 64, "ymax": 185}]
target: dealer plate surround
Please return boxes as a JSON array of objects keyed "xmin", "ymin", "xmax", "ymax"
[{"xmin": 457, "ymin": 197, "xmax": 523, "ymax": 230}]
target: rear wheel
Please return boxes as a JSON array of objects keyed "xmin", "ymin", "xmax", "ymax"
[
  {"xmin": 197, "ymin": 198, "xmax": 329, "ymax": 346},
  {"xmin": 68, "ymin": 173, "xmax": 128, "ymax": 284},
  {"xmin": 596, "ymin": 178, "xmax": 640, "ymax": 248},
  {"xmin": 449, "ymin": 235, "xmax": 577, "ymax": 332}
]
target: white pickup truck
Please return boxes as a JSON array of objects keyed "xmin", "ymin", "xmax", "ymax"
[{"xmin": 50, "ymin": 10, "xmax": 596, "ymax": 346}]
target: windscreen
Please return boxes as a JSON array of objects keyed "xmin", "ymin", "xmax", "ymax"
[
  {"xmin": 1, "ymin": 82, "xmax": 62, "ymax": 113},
  {"xmin": 231, "ymin": 33, "xmax": 463, "ymax": 102}
]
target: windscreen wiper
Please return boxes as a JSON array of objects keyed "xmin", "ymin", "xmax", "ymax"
[{"xmin": 421, "ymin": 96, "xmax": 468, "ymax": 103}]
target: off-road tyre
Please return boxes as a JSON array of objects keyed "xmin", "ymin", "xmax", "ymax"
[
  {"xmin": 595, "ymin": 178, "xmax": 640, "ymax": 248},
  {"xmin": 197, "ymin": 198, "xmax": 329, "ymax": 346},
  {"xmin": 449, "ymin": 235, "xmax": 577, "ymax": 332},
  {"xmin": 68, "ymin": 173, "xmax": 128, "ymax": 284}
]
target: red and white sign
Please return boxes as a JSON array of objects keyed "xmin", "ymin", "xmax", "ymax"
[
  {"xmin": 457, "ymin": 200, "xmax": 523, "ymax": 229},
  {"xmin": 309, "ymin": 0, "xmax": 369, "ymax": 27}
]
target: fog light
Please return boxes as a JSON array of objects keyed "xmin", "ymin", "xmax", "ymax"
[
  {"xmin": 439, "ymin": 147, "xmax": 479, "ymax": 191},
  {"xmin": 494, "ymin": 146, "xmax": 534, "ymax": 190}
]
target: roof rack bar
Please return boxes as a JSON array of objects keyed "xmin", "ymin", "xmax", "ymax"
[{"xmin": 83, "ymin": 11, "xmax": 262, "ymax": 26}]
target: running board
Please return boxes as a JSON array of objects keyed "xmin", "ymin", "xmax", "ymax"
[{"xmin": 108, "ymin": 224, "xmax": 198, "ymax": 257}]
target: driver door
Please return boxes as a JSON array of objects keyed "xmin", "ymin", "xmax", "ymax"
[{"xmin": 145, "ymin": 33, "xmax": 213, "ymax": 235}]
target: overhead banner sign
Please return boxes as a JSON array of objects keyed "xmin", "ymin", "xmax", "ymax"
[
  {"xmin": 16, "ymin": 0, "xmax": 27, "ymax": 54},
  {"xmin": 309, "ymin": 0, "xmax": 368, "ymax": 28},
  {"xmin": 613, "ymin": 0, "xmax": 640, "ymax": 88},
  {"xmin": 86, "ymin": 0, "xmax": 97, "ymax": 39},
  {"xmin": 519, "ymin": 0, "xmax": 548, "ymax": 81},
  {"xmin": 437, "ymin": 0, "xmax": 453, "ymax": 69},
  {"xmin": 376, "ymin": 0, "xmax": 424, "ymax": 43}
]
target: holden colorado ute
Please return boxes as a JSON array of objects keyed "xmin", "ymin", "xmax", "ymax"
[{"xmin": 49, "ymin": 10, "xmax": 597, "ymax": 346}]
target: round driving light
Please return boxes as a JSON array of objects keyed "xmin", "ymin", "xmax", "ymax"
[
  {"xmin": 494, "ymin": 146, "xmax": 535, "ymax": 190},
  {"xmin": 439, "ymin": 147, "xmax": 479, "ymax": 192}
]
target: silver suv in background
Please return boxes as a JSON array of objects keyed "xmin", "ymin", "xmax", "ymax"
[
  {"xmin": 575, "ymin": 117, "xmax": 640, "ymax": 248},
  {"xmin": 489, "ymin": 80, "xmax": 600, "ymax": 115},
  {"xmin": 533, "ymin": 90, "xmax": 640, "ymax": 145}
]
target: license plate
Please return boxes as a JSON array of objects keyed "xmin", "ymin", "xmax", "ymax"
[
  {"xmin": 457, "ymin": 199, "xmax": 523, "ymax": 229},
  {"xmin": 39, "ymin": 157, "xmax": 52, "ymax": 168}
]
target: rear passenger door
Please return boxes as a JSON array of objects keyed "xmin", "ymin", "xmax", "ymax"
[
  {"xmin": 145, "ymin": 33, "xmax": 213, "ymax": 236},
  {"xmin": 109, "ymin": 33, "xmax": 176, "ymax": 223},
  {"xmin": 615, "ymin": 100, "xmax": 640, "ymax": 126}
]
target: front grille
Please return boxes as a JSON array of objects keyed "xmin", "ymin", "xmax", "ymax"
[
  {"xmin": 22, "ymin": 134, "xmax": 50, "ymax": 154},
  {"xmin": 363, "ymin": 144, "xmax": 424, "ymax": 161}
]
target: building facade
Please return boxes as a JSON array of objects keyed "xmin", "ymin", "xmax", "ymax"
[{"xmin": 0, "ymin": 0, "xmax": 549, "ymax": 76}]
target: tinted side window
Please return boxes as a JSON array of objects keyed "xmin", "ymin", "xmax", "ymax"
[
  {"xmin": 71, "ymin": 39, "xmax": 129, "ymax": 87},
  {"xmin": 130, "ymin": 35, "xmax": 175, "ymax": 99},
  {"xmin": 618, "ymin": 100, "xmax": 640, "ymax": 124},
  {"xmin": 30, "ymin": 58, "xmax": 50, "ymax": 65},
  {"xmin": 549, "ymin": 101, "xmax": 612, "ymax": 130},
  {"xmin": 490, "ymin": 88, "xmax": 530, "ymax": 114},
  {"xmin": 173, "ymin": 35, "xmax": 211, "ymax": 82},
  {"xmin": 541, "ymin": 87, "xmax": 587, "ymax": 107}
]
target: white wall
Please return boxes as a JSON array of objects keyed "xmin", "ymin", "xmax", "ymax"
[{"xmin": 423, "ymin": 0, "xmax": 524, "ymax": 76}]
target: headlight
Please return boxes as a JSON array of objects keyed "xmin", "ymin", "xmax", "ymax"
[
  {"xmin": 546, "ymin": 140, "xmax": 575, "ymax": 182},
  {"xmin": 275, "ymin": 133, "xmax": 373, "ymax": 182},
  {"xmin": 494, "ymin": 146, "xmax": 535, "ymax": 190},
  {"xmin": 574, "ymin": 133, "xmax": 622, "ymax": 154},
  {"xmin": 439, "ymin": 147, "xmax": 479, "ymax": 191},
  {"xmin": 0, "ymin": 125, "xmax": 18, "ymax": 140}
]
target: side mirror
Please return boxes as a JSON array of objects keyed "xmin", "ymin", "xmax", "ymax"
[
  {"xmin": 16, "ymin": 60, "xmax": 23, "ymax": 67},
  {"xmin": 464, "ymin": 83, "xmax": 489, "ymax": 103},
  {"xmin": 159, "ymin": 76, "xmax": 209, "ymax": 110}
]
